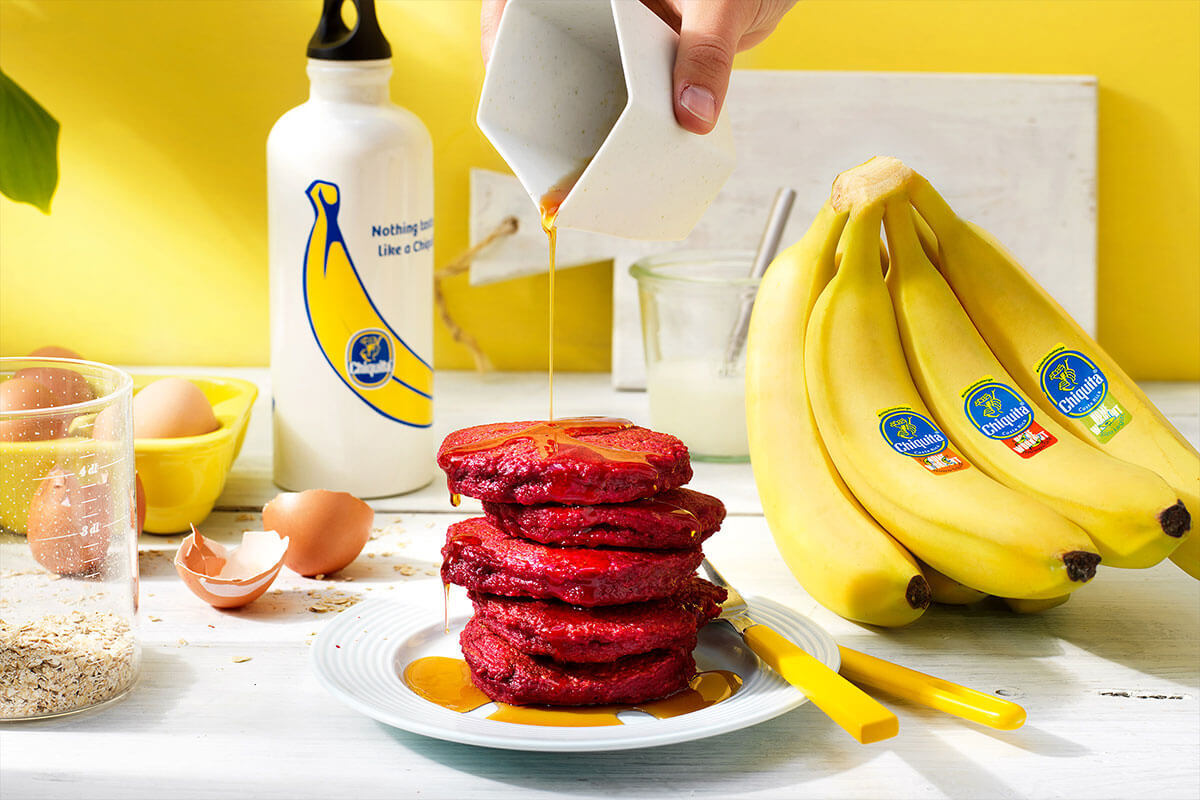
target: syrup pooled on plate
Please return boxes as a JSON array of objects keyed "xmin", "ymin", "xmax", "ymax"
[
  {"xmin": 403, "ymin": 655, "xmax": 742, "ymax": 727},
  {"xmin": 403, "ymin": 656, "xmax": 489, "ymax": 712}
]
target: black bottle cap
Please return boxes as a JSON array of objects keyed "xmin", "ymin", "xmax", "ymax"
[{"xmin": 307, "ymin": 0, "xmax": 392, "ymax": 61}]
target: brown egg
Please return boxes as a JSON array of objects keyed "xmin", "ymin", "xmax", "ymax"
[
  {"xmin": 263, "ymin": 490, "xmax": 374, "ymax": 577},
  {"xmin": 27, "ymin": 469, "xmax": 113, "ymax": 577},
  {"xmin": 0, "ymin": 377, "xmax": 68, "ymax": 441},
  {"xmin": 132, "ymin": 377, "xmax": 219, "ymax": 439},
  {"xmin": 30, "ymin": 345, "xmax": 83, "ymax": 360},
  {"xmin": 15, "ymin": 366, "xmax": 96, "ymax": 407},
  {"xmin": 91, "ymin": 403, "xmax": 122, "ymax": 441}
]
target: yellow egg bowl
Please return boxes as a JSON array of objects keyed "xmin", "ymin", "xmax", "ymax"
[
  {"xmin": 0, "ymin": 374, "xmax": 256, "ymax": 535},
  {"xmin": 132, "ymin": 375, "xmax": 257, "ymax": 533}
]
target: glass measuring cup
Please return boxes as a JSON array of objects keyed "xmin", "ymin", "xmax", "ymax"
[{"xmin": 0, "ymin": 358, "xmax": 139, "ymax": 720}]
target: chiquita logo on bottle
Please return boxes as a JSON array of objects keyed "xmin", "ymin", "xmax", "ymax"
[
  {"xmin": 1036, "ymin": 346, "xmax": 1130, "ymax": 444},
  {"xmin": 962, "ymin": 379, "xmax": 1057, "ymax": 458},
  {"xmin": 877, "ymin": 407, "xmax": 969, "ymax": 475},
  {"xmin": 346, "ymin": 328, "xmax": 394, "ymax": 388},
  {"xmin": 302, "ymin": 180, "xmax": 432, "ymax": 427}
]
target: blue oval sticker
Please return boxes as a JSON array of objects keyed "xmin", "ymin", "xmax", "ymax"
[
  {"xmin": 879, "ymin": 410, "xmax": 949, "ymax": 458},
  {"xmin": 964, "ymin": 382, "xmax": 1034, "ymax": 440},
  {"xmin": 1038, "ymin": 350, "xmax": 1108, "ymax": 418},
  {"xmin": 346, "ymin": 328, "xmax": 394, "ymax": 389}
]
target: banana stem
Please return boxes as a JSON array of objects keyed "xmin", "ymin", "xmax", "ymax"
[
  {"xmin": 881, "ymin": 197, "xmax": 925, "ymax": 278},
  {"xmin": 831, "ymin": 157, "xmax": 914, "ymax": 212},
  {"xmin": 837, "ymin": 202, "xmax": 887, "ymax": 282},
  {"xmin": 906, "ymin": 173, "xmax": 961, "ymax": 235}
]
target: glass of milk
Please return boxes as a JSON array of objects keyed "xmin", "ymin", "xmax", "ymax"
[{"xmin": 631, "ymin": 251, "xmax": 760, "ymax": 462}]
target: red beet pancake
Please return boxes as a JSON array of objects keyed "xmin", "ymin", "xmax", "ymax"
[
  {"xmin": 441, "ymin": 517, "xmax": 702, "ymax": 606},
  {"xmin": 460, "ymin": 618, "xmax": 695, "ymax": 706},
  {"xmin": 469, "ymin": 576, "xmax": 726, "ymax": 663},
  {"xmin": 483, "ymin": 488, "xmax": 725, "ymax": 550},
  {"xmin": 437, "ymin": 419, "xmax": 692, "ymax": 504}
]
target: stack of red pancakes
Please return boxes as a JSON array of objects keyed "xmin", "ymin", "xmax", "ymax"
[{"xmin": 437, "ymin": 418, "xmax": 728, "ymax": 706}]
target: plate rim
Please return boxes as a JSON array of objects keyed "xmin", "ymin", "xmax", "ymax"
[{"xmin": 311, "ymin": 596, "xmax": 839, "ymax": 752}]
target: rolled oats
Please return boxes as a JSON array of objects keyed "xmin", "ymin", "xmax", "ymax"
[{"xmin": 0, "ymin": 611, "xmax": 136, "ymax": 719}]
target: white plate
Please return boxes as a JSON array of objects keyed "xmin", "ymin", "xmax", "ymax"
[{"xmin": 311, "ymin": 597, "xmax": 839, "ymax": 752}]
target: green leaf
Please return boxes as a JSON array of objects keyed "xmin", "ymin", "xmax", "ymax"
[{"xmin": 0, "ymin": 68, "xmax": 60, "ymax": 213}]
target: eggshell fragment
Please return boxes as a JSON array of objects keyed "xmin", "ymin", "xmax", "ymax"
[
  {"xmin": 132, "ymin": 378, "xmax": 219, "ymax": 439},
  {"xmin": 174, "ymin": 527, "xmax": 289, "ymax": 609},
  {"xmin": 263, "ymin": 490, "xmax": 373, "ymax": 577},
  {"xmin": 0, "ymin": 377, "xmax": 68, "ymax": 441},
  {"xmin": 26, "ymin": 468, "xmax": 112, "ymax": 577}
]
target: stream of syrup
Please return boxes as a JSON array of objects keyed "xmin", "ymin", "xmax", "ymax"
[
  {"xmin": 539, "ymin": 185, "xmax": 569, "ymax": 421},
  {"xmin": 403, "ymin": 656, "xmax": 742, "ymax": 727}
]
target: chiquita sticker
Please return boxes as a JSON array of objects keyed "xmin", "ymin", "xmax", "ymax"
[
  {"xmin": 345, "ymin": 328, "xmax": 394, "ymax": 389},
  {"xmin": 1036, "ymin": 346, "xmax": 1130, "ymax": 444},
  {"xmin": 962, "ymin": 380, "xmax": 1057, "ymax": 458},
  {"xmin": 878, "ymin": 408, "xmax": 969, "ymax": 475}
]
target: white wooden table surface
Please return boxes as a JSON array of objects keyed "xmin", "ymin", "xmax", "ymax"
[{"xmin": 3, "ymin": 369, "xmax": 1198, "ymax": 800}]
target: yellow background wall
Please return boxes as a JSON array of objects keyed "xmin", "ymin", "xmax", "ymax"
[{"xmin": 1, "ymin": 0, "xmax": 1197, "ymax": 378}]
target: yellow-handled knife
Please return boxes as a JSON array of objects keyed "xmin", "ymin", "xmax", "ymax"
[
  {"xmin": 838, "ymin": 646, "xmax": 1026, "ymax": 731},
  {"xmin": 701, "ymin": 560, "xmax": 899, "ymax": 744}
]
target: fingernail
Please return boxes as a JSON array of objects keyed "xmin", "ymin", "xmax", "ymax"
[{"xmin": 679, "ymin": 84, "xmax": 717, "ymax": 125}]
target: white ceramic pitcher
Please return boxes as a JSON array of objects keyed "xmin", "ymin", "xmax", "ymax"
[{"xmin": 477, "ymin": 0, "xmax": 736, "ymax": 240}]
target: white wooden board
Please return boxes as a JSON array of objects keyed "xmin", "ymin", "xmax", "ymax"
[
  {"xmin": 469, "ymin": 70, "xmax": 1098, "ymax": 389},
  {"xmin": 3, "ymin": 368, "xmax": 1197, "ymax": 800}
]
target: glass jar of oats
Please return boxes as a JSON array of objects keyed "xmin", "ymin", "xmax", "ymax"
[{"xmin": 0, "ymin": 357, "xmax": 140, "ymax": 719}]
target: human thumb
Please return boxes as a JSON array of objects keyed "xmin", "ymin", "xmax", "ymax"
[{"xmin": 672, "ymin": 0, "xmax": 747, "ymax": 134}]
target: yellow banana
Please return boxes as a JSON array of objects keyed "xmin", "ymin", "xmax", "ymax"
[
  {"xmin": 746, "ymin": 203, "xmax": 930, "ymax": 627},
  {"xmin": 804, "ymin": 159, "xmax": 1100, "ymax": 600},
  {"xmin": 1168, "ymin": 530, "xmax": 1200, "ymax": 579},
  {"xmin": 922, "ymin": 563, "xmax": 989, "ymax": 605},
  {"xmin": 303, "ymin": 180, "xmax": 433, "ymax": 427},
  {"xmin": 908, "ymin": 173, "xmax": 1196, "ymax": 578},
  {"xmin": 1003, "ymin": 595, "xmax": 1070, "ymax": 614},
  {"xmin": 883, "ymin": 196, "xmax": 1186, "ymax": 568}
]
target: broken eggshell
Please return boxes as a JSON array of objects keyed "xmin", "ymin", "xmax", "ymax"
[{"xmin": 174, "ymin": 526, "xmax": 289, "ymax": 609}]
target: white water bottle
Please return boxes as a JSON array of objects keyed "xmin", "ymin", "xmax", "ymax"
[{"xmin": 267, "ymin": 0, "xmax": 434, "ymax": 496}]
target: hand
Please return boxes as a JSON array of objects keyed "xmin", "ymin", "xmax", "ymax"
[{"xmin": 480, "ymin": 0, "xmax": 796, "ymax": 135}]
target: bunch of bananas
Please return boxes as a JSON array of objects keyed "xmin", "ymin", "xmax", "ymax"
[{"xmin": 746, "ymin": 157, "xmax": 1197, "ymax": 627}]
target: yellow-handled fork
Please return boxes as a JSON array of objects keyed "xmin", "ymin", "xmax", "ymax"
[{"xmin": 701, "ymin": 559, "xmax": 1026, "ymax": 742}]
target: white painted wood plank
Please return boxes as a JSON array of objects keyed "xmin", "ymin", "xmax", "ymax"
[
  {"xmin": 15, "ymin": 368, "xmax": 1187, "ymax": 800},
  {"xmin": 3, "ymin": 512, "xmax": 1196, "ymax": 800}
]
